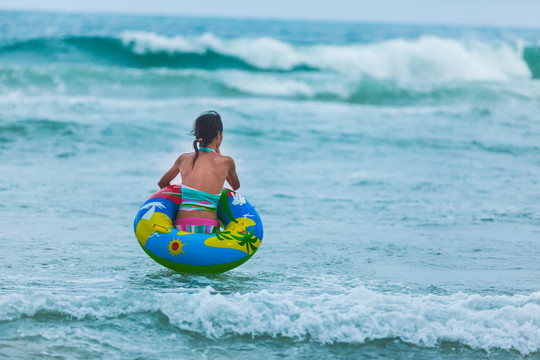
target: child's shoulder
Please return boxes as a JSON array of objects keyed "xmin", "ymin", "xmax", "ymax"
[
  {"xmin": 175, "ymin": 152, "xmax": 194, "ymax": 164},
  {"xmin": 214, "ymin": 154, "xmax": 235, "ymax": 166}
]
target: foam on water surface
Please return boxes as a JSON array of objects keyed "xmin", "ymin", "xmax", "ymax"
[{"xmin": 1, "ymin": 287, "xmax": 539, "ymax": 354}]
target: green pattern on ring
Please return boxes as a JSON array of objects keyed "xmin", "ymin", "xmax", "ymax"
[
  {"xmin": 140, "ymin": 243, "xmax": 257, "ymax": 273},
  {"xmin": 218, "ymin": 189, "xmax": 238, "ymax": 224}
]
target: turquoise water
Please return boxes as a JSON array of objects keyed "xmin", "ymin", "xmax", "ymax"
[{"xmin": 1, "ymin": 10, "xmax": 539, "ymax": 359}]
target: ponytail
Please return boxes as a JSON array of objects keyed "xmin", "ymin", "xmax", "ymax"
[
  {"xmin": 190, "ymin": 111, "xmax": 223, "ymax": 169},
  {"xmin": 192, "ymin": 139, "xmax": 200, "ymax": 169}
]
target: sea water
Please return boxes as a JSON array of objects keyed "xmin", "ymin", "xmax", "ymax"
[{"xmin": 0, "ymin": 11, "xmax": 539, "ymax": 359}]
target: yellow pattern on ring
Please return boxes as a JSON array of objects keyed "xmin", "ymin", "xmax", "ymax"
[
  {"xmin": 168, "ymin": 238, "xmax": 186, "ymax": 256},
  {"xmin": 135, "ymin": 212, "xmax": 173, "ymax": 246},
  {"xmin": 204, "ymin": 217, "xmax": 260, "ymax": 254}
]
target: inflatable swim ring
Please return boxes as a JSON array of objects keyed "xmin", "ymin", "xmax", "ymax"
[{"xmin": 134, "ymin": 184, "xmax": 263, "ymax": 273}]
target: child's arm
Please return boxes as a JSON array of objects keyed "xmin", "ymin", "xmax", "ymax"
[
  {"xmin": 225, "ymin": 157, "xmax": 240, "ymax": 190},
  {"xmin": 157, "ymin": 156, "xmax": 182, "ymax": 188}
]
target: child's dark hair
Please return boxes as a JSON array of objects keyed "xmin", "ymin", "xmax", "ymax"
[{"xmin": 191, "ymin": 111, "xmax": 223, "ymax": 168}]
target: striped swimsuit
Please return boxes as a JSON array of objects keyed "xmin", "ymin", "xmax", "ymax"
[{"xmin": 175, "ymin": 184, "xmax": 221, "ymax": 234}]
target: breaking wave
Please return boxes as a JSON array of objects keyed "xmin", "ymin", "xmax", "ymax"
[
  {"xmin": 1, "ymin": 65, "xmax": 539, "ymax": 105},
  {"xmin": 0, "ymin": 32, "xmax": 538, "ymax": 81},
  {"xmin": 1, "ymin": 287, "xmax": 539, "ymax": 355}
]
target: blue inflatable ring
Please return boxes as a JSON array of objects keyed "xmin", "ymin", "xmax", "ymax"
[{"xmin": 134, "ymin": 184, "xmax": 263, "ymax": 273}]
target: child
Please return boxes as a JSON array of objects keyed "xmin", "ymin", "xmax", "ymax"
[{"xmin": 158, "ymin": 111, "xmax": 240, "ymax": 234}]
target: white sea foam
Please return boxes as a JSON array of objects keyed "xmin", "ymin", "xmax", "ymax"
[
  {"xmin": 119, "ymin": 31, "xmax": 532, "ymax": 81},
  {"xmin": 1, "ymin": 287, "xmax": 539, "ymax": 354},
  {"xmin": 3, "ymin": 62, "xmax": 540, "ymax": 104}
]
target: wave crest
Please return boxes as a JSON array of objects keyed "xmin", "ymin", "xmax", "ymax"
[
  {"xmin": 1, "ymin": 32, "xmax": 537, "ymax": 81},
  {"xmin": 1, "ymin": 287, "xmax": 539, "ymax": 354},
  {"xmin": 120, "ymin": 31, "xmax": 532, "ymax": 81}
]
